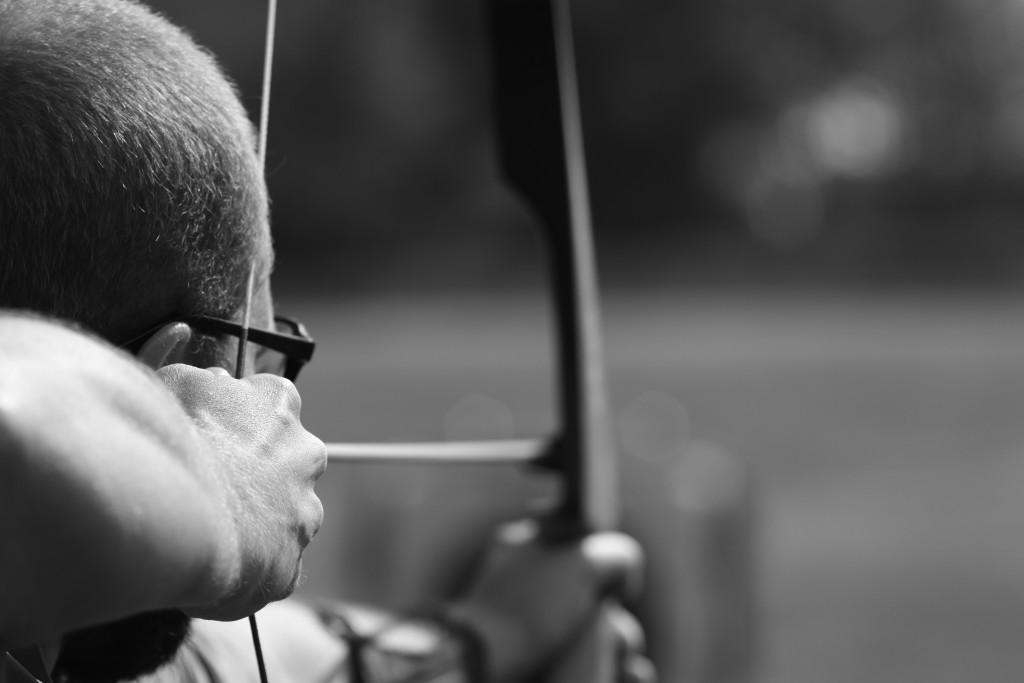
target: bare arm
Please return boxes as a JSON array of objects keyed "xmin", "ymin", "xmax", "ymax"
[{"xmin": 0, "ymin": 315, "xmax": 325, "ymax": 649}]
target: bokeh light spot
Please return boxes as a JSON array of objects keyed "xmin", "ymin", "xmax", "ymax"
[{"xmin": 803, "ymin": 79, "xmax": 907, "ymax": 179}]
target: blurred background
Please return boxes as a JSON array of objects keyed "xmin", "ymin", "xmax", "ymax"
[{"xmin": 151, "ymin": 1, "xmax": 1024, "ymax": 681}]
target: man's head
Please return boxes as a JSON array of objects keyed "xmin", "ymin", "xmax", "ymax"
[
  {"xmin": 0, "ymin": 0, "xmax": 273, "ymax": 678},
  {"xmin": 0, "ymin": 0, "xmax": 271, "ymax": 346}
]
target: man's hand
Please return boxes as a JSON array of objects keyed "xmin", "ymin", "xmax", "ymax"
[
  {"xmin": 157, "ymin": 365, "xmax": 327, "ymax": 621},
  {"xmin": 447, "ymin": 520, "xmax": 646, "ymax": 683},
  {"xmin": 0, "ymin": 317, "xmax": 325, "ymax": 647}
]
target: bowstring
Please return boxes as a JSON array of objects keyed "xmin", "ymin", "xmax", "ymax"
[
  {"xmin": 244, "ymin": 0, "xmax": 278, "ymax": 681},
  {"xmin": 256, "ymin": 0, "xmax": 277, "ymax": 173},
  {"xmin": 234, "ymin": 264, "xmax": 256, "ymax": 381}
]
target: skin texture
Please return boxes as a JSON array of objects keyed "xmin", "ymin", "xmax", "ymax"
[
  {"xmin": 0, "ymin": 309, "xmax": 640, "ymax": 683},
  {"xmin": 0, "ymin": 0, "xmax": 647, "ymax": 680},
  {"xmin": 0, "ymin": 276, "xmax": 328, "ymax": 683},
  {"xmin": 0, "ymin": 312, "xmax": 326, "ymax": 648}
]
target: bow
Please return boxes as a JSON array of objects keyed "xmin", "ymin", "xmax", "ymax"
[
  {"xmin": 323, "ymin": 0, "xmax": 648, "ymax": 680},
  {"xmin": 484, "ymin": 0, "xmax": 617, "ymax": 538},
  {"xmin": 485, "ymin": 2, "xmax": 642, "ymax": 680},
  {"xmin": 321, "ymin": 1, "xmax": 619, "ymax": 534},
  {"xmin": 245, "ymin": 0, "xmax": 647, "ymax": 678}
]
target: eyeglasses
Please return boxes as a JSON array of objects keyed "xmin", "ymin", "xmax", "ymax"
[{"xmin": 120, "ymin": 315, "xmax": 315, "ymax": 382}]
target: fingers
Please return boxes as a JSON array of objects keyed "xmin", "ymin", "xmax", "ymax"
[
  {"xmin": 488, "ymin": 522, "xmax": 646, "ymax": 608},
  {"xmin": 497, "ymin": 519, "xmax": 645, "ymax": 601},
  {"xmin": 597, "ymin": 554, "xmax": 657, "ymax": 683},
  {"xmin": 298, "ymin": 478, "xmax": 326, "ymax": 548},
  {"xmin": 541, "ymin": 605, "xmax": 656, "ymax": 683},
  {"xmin": 607, "ymin": 603, "xmax": 644, "ymax": 657},
  {"xmin": 158, "ymin": 364, "xmax": 326, "ymax": 616},
  {"xmin": 244, "ymin": 372, "xmax": 303, "ymax": 413},
  {"xmin": 607, "ymin": 605, "xmax": 657, "ymax": 683},
  {"xmin": 621, "ymin": 655, "xmax": 658, "ymax": 683}
]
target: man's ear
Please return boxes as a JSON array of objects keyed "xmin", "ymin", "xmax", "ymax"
[{"xmin": 136, "ymin": 322, "xmax": 193, "ymax": 370}]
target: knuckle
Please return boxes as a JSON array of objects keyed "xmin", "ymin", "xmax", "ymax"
[
  {"xmin": 298, "ymin": 497, "xmax": 324, "ymax": 549},
  {"xmin": 250, "ymin": 374, "xmax": 302, "ymax": 414},
  {"xmin": 310, "ymin": 496, "xmax": 325, "ymax": 538},
  {"xmin": 281, "ymin": 380, "xmax": 302, "ymax": 412},
  {"xmin": 312, "ymin": 438, "xmax": 328, "ymax": 479}
]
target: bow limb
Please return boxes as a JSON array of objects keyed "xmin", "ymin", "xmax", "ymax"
[
  {"xmin": 486, "ymin": 1, "xmax": 645, "ymax": 680},
  {"xmin": 487, "ymin": 0, "xmax": 616, "ymax": 537}
]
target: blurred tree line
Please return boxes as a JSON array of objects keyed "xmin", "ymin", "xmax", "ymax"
[{"xmin": 150, "ymin": 0, "xmax": 1024, "ymax": 289}]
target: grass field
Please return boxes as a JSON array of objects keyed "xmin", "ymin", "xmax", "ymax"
[{"xmin": 283, "ymin": 289, "xmax": 1024, "ymax": 682}]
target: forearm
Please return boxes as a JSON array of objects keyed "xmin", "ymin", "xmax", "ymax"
[{"xmin": 0, "ymin": 315, "xmax": 237, "ymax": 648}]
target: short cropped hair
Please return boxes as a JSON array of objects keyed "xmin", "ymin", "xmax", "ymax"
[{"xmin": 0, "ymin": 0, "xmax": 267, "ymax": 342}]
